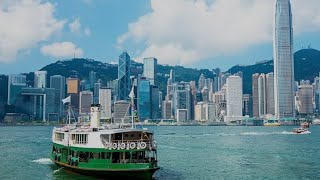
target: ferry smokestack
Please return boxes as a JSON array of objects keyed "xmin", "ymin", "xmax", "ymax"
[{"xmin": 90, "ymin": 104, "xmax": 101, "ymax": 128}]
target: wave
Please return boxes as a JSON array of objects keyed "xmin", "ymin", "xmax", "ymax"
[
  {"xmin": 32, "ymin": 158, "xmax": 53, "ymax": 165},
  {"xmin": 53, "ymin": 167, "xmax": 64, "ymax": 174},
  {"xmin": 240, "ymin": 131, "xmax": 311, "ymax": 136}
]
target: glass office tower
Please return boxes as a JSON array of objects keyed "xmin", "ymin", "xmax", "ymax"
[{"xmin": 273, "ymin": 0, "xmax": 295, "ymax": 118}]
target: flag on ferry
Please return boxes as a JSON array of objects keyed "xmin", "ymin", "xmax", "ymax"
[{"xmin": 62, "ymin": 96, "xmax": 71, "ymax": 104}]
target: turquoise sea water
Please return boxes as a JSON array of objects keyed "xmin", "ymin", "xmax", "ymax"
[{"xmin": 0, "ymin": 126, "xmax": 319, "ymax": 180}]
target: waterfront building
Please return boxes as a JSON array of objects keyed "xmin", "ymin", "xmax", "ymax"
[
  {"xmin": 99, "ymin": 88, "xmax": 112, "ymax": 119},
  {"xmin": 195, "ymin": 102, "xmax": 206, "ymax": 121},
  {"xmin": 274, "ymin": 0, "xmax": 295, "ymax": 118},
  {"xmin": 34, "ymin": 71, "xmax": 47, "ymax": 88},
  {"xmin": 79, "ymin": 91, "xmax": 93, "ymax": 114},
  {"xmin": 143, "ymin": 57, "xmax": 157, "ymax": 85},
  {"xmin": 137, "ymin": 78, "xmax": 151, "ymax": 120},
  {"xmin": 118, "ymin": 52, "xmax": 131, "ymax": 100},
  {"xmin": 113, "ymin": 100, "xmax": 131, "ymax": 123},
  {"xmin": 151, "ymin": 86, "xmax": 160, "ymax": 119},
  {"xmin": 258, "ymin": 74, "xmax": 267, "ymax": 117},
  {"xmin": 162, "ymin": 100, "xmax": 172, "ymax": 119},
  {"xmin": 172, "ymin": 82, "xmax": 192, "ymax": 121},
  {"xmin": 0, "ymin": 75, "xmax": 8, "ymax": 120},
  {"xmin": 176, "ymin": 109, "xmax": 188, "ymax": 122},
  {"xmin": 7, "ymin": 74, "xmax": 26, "ymax": 105},
  {"xmin": 297, "ymin": 85, "xmax": 313, "ymax": 115},
  {"xmin": 252, "ymin": 73, "xmax": 259, "ymax": 118},
  {"xmin": 243, "ymin": 94, "xmax": 252, "ymax": 117},
  {"xmin": 266, "ymin": 73, "xmax": 275, "ymax": 115},
  {"xmin": 16, "ymin": 87, "xmax": 56, "ymax": 121},
  {"xmin": 50, "ymin": 75, "xmax": 66, "ymax": 117},
  {"xmin": 225, "ymin": 76, "xmax": 243, "ymax": 122}
]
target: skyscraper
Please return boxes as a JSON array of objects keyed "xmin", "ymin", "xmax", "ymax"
[
  {"xmin": 225, "ymin": 76, "xmax": 243, "ymax": 122},
  {"xmin": 151, "ymin": 85, "xmax": 160, "ymax": 119},
  {"xmin": 252, "ymin": 73, "xmax": 259, "ymax": 118},
  {"xmin": 118, "ymin": 52, "xmax": 131, "ymax": 100},
  {"xmin": 266, "ymin": 73, "xmax": 275, "ymax": 115},
  {"xmin": 198, "ymin": 73, "xmax": 205, "ymax": 91},
  {"xmin": 89, "ymin": 71, "xmax": 97, "ymax": 89},
  {"xmin": 297, "ymin": 85, "xmax": 313, "ymax": 115},
  {"xmin": 99, "ymin": 88, "xmax": 112, "ymax": 119},
  {"xmin": 258, "ymin": 74, "xmax": 266, "ymax": 117},
  {"xmin": 274, "ymin": 0, "xmax": 295, "ymax": 118},
  {"xmin": 50, "ymin": 75, "xmax": 66, "ymax": 117},
  {"xmin": 172, "ymin": 82, "xmax": 192, "ymax": 121},
  {"xmin": 137, "ymin": 78, "xmax": 151, "ymax": 120},
  {"xmin": 7, "ymin": 74, "xmax": 26, "ymax": 105},
  {"xmin": 79, "ymin": 91, "xmax": 93, "ymax": 114},
  {"xmin": 67, "ymin": 78, "xmax": 80, "ymax": 111},
  {"xmin": 143, "ymin": 57, "xmax": 157, "ymax": 85},
  {"xmin": 34, "ymin": 71, "xmax": 47, "ymax": 88}
]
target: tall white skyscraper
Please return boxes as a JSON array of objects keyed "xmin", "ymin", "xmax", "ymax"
[
  {"xmin": 34, "ymin": 71, "xmax": 47, "ymax": 88},
  {"xmin": 225, "ymin": 76, "xmax": 243, "ymax": 121},
  {"xmin": 99, "ymin": 88, "xmax": 112, "ymax": 119},
  {"xmin": 274, "ymin": 0, "xmax": 295, "ymax": 118},
  {"xmin": 143, "ymin": 57, "xmax": 157, "ymax": 85}
]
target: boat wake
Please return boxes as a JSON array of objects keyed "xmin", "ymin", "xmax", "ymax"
[
  {"xmin": 240, "ymin": 131, "xmax": 311, "ymax": 136},
  {"xmin": 52, "ymin": 167, "xmax": 64, "ymax": 174},
  {"xmin": 32, "ymin": 158, "xmax": 53, "ymax": 165}
]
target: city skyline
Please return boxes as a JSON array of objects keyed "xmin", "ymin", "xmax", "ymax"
[{"xmin": 0, "ymin": 0, "xmax": 320, "ymax": 74}]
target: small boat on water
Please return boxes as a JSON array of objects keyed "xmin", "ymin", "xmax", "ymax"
[
  {"xmin": 264, "ymin": 120, "xmax": 280, "ymax": 126},
  {"xmin": 50, "ymin": 103, "xmax": 159, "ymax": 179},
  {"xmin": 292, "ymin": 128, "xmax": 309, "ymax": 134},
  {"xmin": 292, "ymin": 122, "xmax": 310, "ymax": 134}
]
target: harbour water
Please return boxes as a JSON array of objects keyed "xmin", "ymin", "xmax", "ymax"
[{"xmin": 0, "ymin": 125, "xmax": 319, "ymax": 180}]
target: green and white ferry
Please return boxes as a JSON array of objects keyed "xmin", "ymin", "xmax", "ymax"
[{"xmin": 50, "ymin": 104, "xmax": 159, "ymax": 179}]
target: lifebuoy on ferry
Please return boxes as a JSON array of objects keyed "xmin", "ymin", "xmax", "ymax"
[
  {"xmin": 120, "ymin": 143, "xmax": 126, "ymax": 149},
  {"xmin": 112, "ymin": 143, "xmax": 118, "ymax": 149},
  {"xmin": 130, "ymin": 142, "xmax": 136, "ymax": 149},
  {"xmin": 140, "ymin": 142, "xmax": 147, "ymax": 149}
]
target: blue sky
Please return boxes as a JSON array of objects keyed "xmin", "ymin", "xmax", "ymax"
[{"xmin": 0, "ymin": 0, "xmax": 320, "ymax": 74}]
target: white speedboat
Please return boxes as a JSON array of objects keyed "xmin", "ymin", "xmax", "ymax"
[{"xmin": 292, "ymin": 128, "xmax": 308, "ymax": 134}]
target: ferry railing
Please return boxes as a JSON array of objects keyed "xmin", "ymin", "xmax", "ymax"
[{"xmin": 109, "ymin": 140, "xmax": 155, "ymax": 149}]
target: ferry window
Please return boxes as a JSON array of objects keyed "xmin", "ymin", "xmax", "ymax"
[
  {"xmin": 107, "ymin": 152, "xmax": 111, "ymax": 159},
  {"xmin": 54, "ymin": 133, "xmax": 64, "ymax": 141},
  {"xmin": 72, "ymin": 134, "xmax": 88, "ymax": 144},
  {"xmin": 93, "ymin": 153, "xmax": 100, "ymax": 159},
  {"xmin": 101, "ymin": 152, "xmax": 105, "ymax": 159}
]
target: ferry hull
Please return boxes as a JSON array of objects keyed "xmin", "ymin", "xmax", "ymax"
[{"xmin": 51, "ymin": 159, "xmax": 159, "ymax": 180}]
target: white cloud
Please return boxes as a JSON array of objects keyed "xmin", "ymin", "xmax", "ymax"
[
  {"xmin": 0, "ymin": 0, "xmax": 65, "ymax": 63},
  {"xmin": 84, "ymin": 28, "xmax": 91, "ymax": 36},
  {"xmin": 69, "ymin": 18, "xmax": 81, "ymax": 33},
  {"xmin": 41, "ymin": 42, "xmax": 84, "ymax": 58},
  {"xmin": 118, "ymin": 0, "xmax": 320, "ymax": 66}
]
